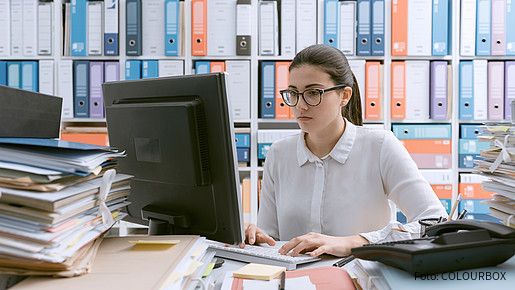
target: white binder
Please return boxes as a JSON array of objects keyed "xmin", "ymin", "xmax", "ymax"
[
  {"xmin": 58, "ymin": 60, "xmax": 74, "ymax": 119},
  {"xmin": 473, "ymin": 60, "xmax": 488, "ymax": 120},
  {"xmin": 142, "ymin": 0, "xmax": 164, "ymax": 56},
  {"xmin": 38, "ymin": 1, "xmax": 53, "ymax": 56},
  {"xmin": 87, "ymin": 1, "xmax": 103, "ymax": 56},
  {"xmin": 259, "ymin": 1, "xmax": 279, "ymax": 56},
  {"xmin": 280, "ymin": 0, "xmax": 296, "ymax": 57},
  {"xmin": 158, "ymin": 60, "xmax": 184, "ymax": 77},
  {"xmin": 296, "ymin": 0, "xmax": 317, "ymax": 53},
  {"xmin": 39, "ymin": 60, "xmax": 54, "ymax": 96},
  {"xmin": 10, "ymin": 1, "xmax": 23, "ymax": 57},
  {"xmin": 405, "ymin": 61, "xmax": 430, "ymax": 120},
  {"xmin": 348, "ymin": 59, "xmax": 366, "ymax": 113},
  {"xmin": 22, "ymin": 0, "xmax": 38, "ymax": 57},
  {"xmin": 226, "ymin": 60, "xmax": 251, "ymax": 120},
  {"xmin": 460, "ymin": 0, "xmax": 477, "ymax": 56},
  {"xmin": 208, "ymin": 0, "xmax": 237, "ymax": 56},
  {"xmin": 340, "ymin": 1, "xmax": 356, "ymax": 55},
  {"xmin": 0, "ymin": 0, "xmax": 10, "ymax": 56},
  {"xmin": 407, "ymin": 0, "xmax": 432, "ymax": 56}
]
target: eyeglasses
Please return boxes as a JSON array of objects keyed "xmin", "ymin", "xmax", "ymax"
[{"xmin": 279, "ymin": 84, "xmax": 348, "ymax": 107}]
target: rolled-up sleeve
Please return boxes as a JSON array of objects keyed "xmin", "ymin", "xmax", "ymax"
[{"xmin": 257, "ymin": 145, "xmax": 280, "ymax": 240}]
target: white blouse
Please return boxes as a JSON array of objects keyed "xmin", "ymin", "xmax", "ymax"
[{"xmin": 257, "ymin": 119, "xmax": 448, "ymax": 244}]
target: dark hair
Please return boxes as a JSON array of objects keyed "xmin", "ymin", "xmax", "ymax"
[{"xmin": 289, "ymin": 44, "xmax": 363, "ymax": 126}]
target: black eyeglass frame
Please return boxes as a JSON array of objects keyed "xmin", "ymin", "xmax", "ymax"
[{"xmin": 279, "ymin": 84, "xmax": 348, "ymax": 107}]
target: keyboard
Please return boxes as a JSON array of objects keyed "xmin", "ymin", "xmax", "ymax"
[{"xmin": 206, "ymin": 240, "xmax": 320, "ymax": 270}]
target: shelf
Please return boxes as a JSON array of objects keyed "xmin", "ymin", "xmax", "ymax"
[
  {"xmin": 458, "ymin": 168, "xmax": 476, "ymax": 173},
  {"xmin": 457, "ymin": 120, "xmax": 513, "ymax": 124},
  {"xmin": 459, "ymin": 56, "xmax": 515, "ymax": 61},
  {"xmin": 62, "ymin": 118, "xmax": 106, "ymax": 123},
  {"xmin": 391, "ymin": 120, "xmax": 452, "ymax": 124},
  {"xmin": 125, "ymin": 55, "xmax": 186, "ymax": 60},
  {"xmin": 0, "ymin": 56, "xmax": 55, "ymax": 60},
  {"xmin": 258, "ymin": 119, "xmax": 297, "ymax": 123},
  {"xmin": 191, "ymin": 56, "xmax": 252, "ymax": 61},
  {"xmin": 391, "ymin": 56, "xmax": 453, "ymax": 61},
  {"xmin": 61, "ymin": 56, "xmax": 122, "ymax": 61},
  {"xmin": 257, "ymin": 56, "xmax": 295, "ymax": 61},
  {"xmin": 238, "ymin": 167, "xmax": 251, "ymax": 172}
]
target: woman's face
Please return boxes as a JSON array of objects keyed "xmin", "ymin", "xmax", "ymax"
[{"xmin": 288, "ymin": 65, "xmax": 346, "ymax": 134}]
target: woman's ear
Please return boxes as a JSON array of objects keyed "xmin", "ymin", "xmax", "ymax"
[{"xmin": 341, "ymin": 87, "xmax": 353, "ymax": 106}]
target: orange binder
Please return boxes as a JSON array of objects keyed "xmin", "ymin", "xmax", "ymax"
[
  {"xmin": 191, "ymin": 0, "xmax": 207, "ymax": 56},
  {"xmin": 400, "ymin": 139, "xmax": 451, "ymax": 154},
  {"xmin": 391, "ymin": 61, "xmax": 406, "ymax": 120},
  {"xmin": 365, "ymin": 61, "xmax": 382, "ymax": 120},
  {"xmin": 210, "ymin": 61, "xmax": 226, "ymax": 73},
  {"xmin": 391, "ymin": 0, "xmax": 407, "ymax": 56},
  {"xmin": 432, "ymin": 184, "xmax": 452, "ymax": 199},
  {"xmin": 459, "ymin": 183, "xmax": 494, "ymax": 199},
  {"xmin": 242, "ymin": 178, "xmax": 251, "ymax": 215},
  {"xmin": 275, "ymin": 62, "xmax": 290, "ymax": 119}
]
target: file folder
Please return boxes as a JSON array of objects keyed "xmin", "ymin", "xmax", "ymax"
[
  {"xmin": 507, "ymin": 0, "xmax": 515, "ymax": 55},
  {"xmin": 0, "ymin": 61, "xmax": 6, "ymax": 85},
  {"xmin": 195, "ymin": 61, "xmax": 210, "ymax": 74},
  {"xmin": 432, "ymin": 0, "xmax": 449, "ymax": 56},
  {"xmin": 491, "ymin": 0, "xmax": 506, "ymax": 55},
  {"xmin": 324, "ymin": 0, "xmax": 340, "ymax": 48},
  {"xmin": 208, "ymin": 0, "xmax": 237, "ymax": 56},
  {"xmin": 165, "ymin": 0, "xmax": 180, "ymax": 56},
  {"xmin": 210, "ymin": 61, "xmax": 225, "ymax": 73},
  {"xmin": 235, "ymin": 133, "xmax": 250, "ymax": 148},
  {"xmin": 191, "ymin": 0, "xmax": 207, "ymax": 56},
  {"xmin": 22, "ymin": 0, "xmax": 38, "ymax": 56},
  {"xmin": 259, "ymin": 1, "xmax": 278, "ymax": 56},
  {"xmin": 38, "ymin": 60, "xmax": 54, "ymax": 96},
  {"xmin": 0, "ymin": 0, "xmax": 9, "ymax": 56},
  {"xmin": 236, "ymin": 0, "xmax": 252, "ymax": 56},
  {"xmin": 58, "ymin": 60, "xmax": 74, "ymax": 119},
  {"xmin": 371, "ymin": 0, "xmax": 384, "ymax": 55},
  {"xmin": 407, "ymin": 0, "xmax": 432, "ymax": 56},
  {"xmin": 459, "ymin": 139, "xmax": 490, "ymax": 154},
  {"xmin": 237, "ymin": 148, "xmax": 250, "ymax": 162},
  {"xmin": 124, "ymin": 60, "xmax": 141, "ymax": 80},
  {"xmin": 73, "ymin": 61, "xmax": 90, "ymax": 118},
  {"xmin": 37, "ymin": 0, "xmax": 53, "ymax": 56},
  {"xmin": 142, "ymin": 60, "xmax": 159, "ymax": 79},
  {"xmin": 390, "ymin": 61, "xmax": 406, "ymax": 120},
  {"xmin": 473, "ymin": 59, "xmax": 488, "ymax": 120},
  {"xmin": 10, "ymin": 1, "xmax": 22, "ymax": 57},
  {"xmin": 505, "ymin": 61, "xmax": 515, "ymax": 119},
  {"xmin": 392, "ymin": 124, "xmax": 451, "ymax": 139},
  {"xmin": 487, "ymin": 61, "xmax": 504, "ymax": 120},
  {"xmin": 460, "ymin": 124, "xmax": 481, "ymax": 139},
  {"xmin": 340, "ymin": 1, "xmax": 356, "ymax": 55},
  {"xmin": 260, "ymin": 62, "xmax": 275, "ymax": 119},
  {"xmin": 365, "ymin": 61, "xmax": 381, "ymax": 120},
  {"xmin": 391, "ymin": 0, "xmax": 407, "ymax": 56},
  {"xmin": 89, "ymin": 62, "xmax": 104, "ymax": 118},
  {"xmin": 357, "ymin": 0, "xmax": 371, "ymax": 55},
  {"xmin": 158, "ymin": 60, "xmax": 184, "ymax": 77},
  {"xmin": 87, "ymin": 0, "xmax": 103, "ymax": 56},
  {"xmin": 430, "ymin": 61, "xmax": 449, "ymax": 120},
  {"xmin": 296, "ymin": 0, "xmax": 317, "ymax": 52},
  {"xmin": 226, "ymin": 60, "xmax": 251, "ymax": 120},
  {"xmin": 281, "ymin": 0, "xmax": 296, "ymax": 56},
  {"xmin": 459, "ymin": 61, "xmax": 474, "ymax": 120},
  {"xmin": 126, "ymin": 0, "xmax": 142, "ymax": 56},
  {"xmin": 7, "ymin": 62, "xmax": 21, "ymax": 89},
  {"xmin": 275, "ymin": 62, "xmax": 290, "ymax": 119},
  {"xmin": 476, "ymin": 0, "xmax": 491, "ymax": 56},
  {"xmin": 104, "ymin": 0, "xmax": 119, "ymax": 56},
  {"xmin": 104, "ymin": 61, "xmax": 120, "ymax": 83},
  {"xmin": 348, "ymin": 60, "xmax": 366, "ymax": 114},
  {"xmin": 71, "ymin": 0, "xmax": 87, "ymax": 56},
  {"xmin": 21, "ymin": 61, "xmax": 39, "ymax": 93},
  {"xmin": 142, "ymin": 0, "xmax": 164, "ymax": 56},
  {"xmin": 460, "ymin": 0, "xmax": 477, "ymax": 56},
  {"xmin": 405, "ymin": 61, "xmax": 430, "ymax": 120}
]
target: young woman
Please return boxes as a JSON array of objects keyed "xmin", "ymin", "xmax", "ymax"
[{"xmin": 242, "ymin": 44, "xmax": 447, "ymax": 258}]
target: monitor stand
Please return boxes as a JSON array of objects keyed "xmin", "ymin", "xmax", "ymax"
[{"xmin": 142, "ymin": 205, "xmax": 190, "ymax": 235}]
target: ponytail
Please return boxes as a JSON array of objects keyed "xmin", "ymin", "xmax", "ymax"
[{"xmin": 342, "ymin": 73, "xmax": 363, "ymax": 126}]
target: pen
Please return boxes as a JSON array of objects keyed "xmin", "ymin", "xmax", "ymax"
[
  {"xmin": 332, "ymin": 255, "xmax": 355, "ymax": 267},
  {"xmin": 458, "ymin": 209, "xmax": 468, "ymax": 220},
  {"xmin": 449, "ymin": 193, "xmax": 462, "ymax": 220},
  {"xmin": 278, "ymin": 270, "xmax": 285, "ymax": 290}
]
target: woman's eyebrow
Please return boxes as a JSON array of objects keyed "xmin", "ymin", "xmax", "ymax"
[{"xmin": 288, "ymin": 83, "xmax": 324, "ymax": 89}]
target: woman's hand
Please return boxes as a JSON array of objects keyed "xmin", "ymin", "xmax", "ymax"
[
  {"xmin": 239, "ymin": 224, "xmax": 276, "ymax": 248},
  {"xmin": 278, "ymin": 232, "xmax": 369, "ymax": 257}
]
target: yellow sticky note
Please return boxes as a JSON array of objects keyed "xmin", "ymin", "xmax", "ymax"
[
  {"xmin": 233, "ymin": 263, "xmax": 286, "ymax": 281},
  {"xmin": 129, "ymin": 240, "xmax": 181, "ymax": 245}
]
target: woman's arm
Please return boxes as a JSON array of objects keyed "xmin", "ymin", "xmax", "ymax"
[{"xmin": 256, "ymin": 145, "xmax": 280, "ymax": 240}]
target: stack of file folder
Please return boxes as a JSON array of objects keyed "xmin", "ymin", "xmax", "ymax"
[
  {"xmin": 474, "ymin": 124, "xmax": 515, "ymax": 227},
  {"xmin": 0, "ymin": 138, "xmax": 132, "ymax": 276}
]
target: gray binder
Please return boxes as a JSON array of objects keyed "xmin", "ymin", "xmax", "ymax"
[{"xmin": 126, "ymin": 0, "xmax": 142, "ymax": 56}]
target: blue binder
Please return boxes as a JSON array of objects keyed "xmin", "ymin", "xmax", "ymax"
[
  {"xmin": 476, "ymin": 0, "xmax": 491, "ymax": 56},
  {"xmin": 356, "ymin": 0, "xmax": 371, "ymax": 56},
  {"xmin": 258, "ymin": 143, "xmax": 272, "ymax": 160},
  {"xmin": 460, "ymin": 124, "xmax": 482, "ymax": 139},
  {"xmin": 0, "ymin": 61, "xmax": 6, "ymax": 85},
  {"xmin": 195, "ymin": 61, "xmax": 210, "ymax": 74},
  {"xmin": 125, "ymin": 60, "xmax": 141, "ymax": 80},
  {"xmin": 142, "ymin": 60, "xmax": 159, "ymax": 79},
  {"xmin": 324, "ymin": 0, "xmax": 340, "ymax": 48},
  {"xmin": 237, "ymin": 148, "xmax": 250, "ymax": 162},
  {"xmin": 459, "ymin": 139, "xmax": 490, "ymax": 154},
  {"xmin": 440, "ymin": 199, "xmax": 451, "ymax": 214},
  {"xmin": 126, "ymin": 0, "xmax": 142, "ymax": 56},
  {"xmin": 73, "ymin": 61, "xmax": 90, "ymax": 118},
  {"xmin": 459, "ymin": 199, "xmax": 490, "ymax": 215},
  {"xmin": 507, "ymin": 0, "xmax": 515, "ymax": 55},
  {"xmin": 260, "ymin": 61, "xmax": 275, "ymax": 118},
  {"xmin": 235, "ymin": 133, "xmax": 251, "ymax": 148},
  {"xmin": 71, "ymin": 0, "xmax": 87, "ymax": 56},
  {"xmin": 21, "ymin": 61, "xmax": 38, "ymax": 93},
  {"xmin": 392, "ymin": 124, "xmax": 452, "ymax": 139},
  {"xmin": 432, "ymin": 0, "xmax": 449, "ymax": 56},
  {"xmin": 459, "ymin": 154, "xmax": 479, "ymax": 168},
  {"xmin": 6, "ymin": 62, "xmax": 21, "ymax": 89},
  {"xmin": 165, "ymin": 0, "xmax": 180, "ymax": 56},
  {"xmin": 459, "ymin": 61, "xmax": 474, "ymax": 120},
  {"xmin": 371, "ymin": 0, "xmax": 384, "ymax": 56},
  {"xmin": 104, "ymin": 0, "xmax": 119, "ymax": 56}
]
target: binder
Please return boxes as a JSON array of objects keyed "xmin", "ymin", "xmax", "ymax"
[
  {"xmin": 226, "ymin": 60, "xmax": 251, "ymax": 120},
  {"xmin": 63, "ymin": 2, "xmax": 71, "ymax": 56},
  {"xmin": 459, "ymin": 61, "xmax": 474, "ymax": 120},
  {"xmin": 460, "ymin": 124, "xmax": 481, "ymax": 139},
  {"xmin": 104, "ymin": 0, "xmax": 119, "ymax": 56},
  {"xmin": 275, "ymin": 62, "xmax": 290, "ymax": 119},
  {"xmin": 126, "ymin": 0, "xmax": 142, "ymax": 56},
  {"xmin": 195, "ymin": 61, "xmax": 210, "ymax": 74},
  {"xmin": 260, "ymin": 61, "xmax": 275, "ymax": 118},
  {"xmin": 460, "ymin": 200, "xmax": 490, "ymax": 214},
  {"xmin": 324, "ymin": 0, "xmax": 340, "ymax": 48},
  {"xmin": 142, "ymin": 0, "xmax": 164, "ymax": 56},
  {"xmin": 191, "ymin": 0, "xmax": 207, "ymax": 56},
  {"xmin": 460, "ymin": 0, "xmax": 477, "ymax": 56},
  {"xmin": 208, "ymin": 0, "xmax": 237, "ymax": 56},
  {"xmin": 158, "ymin": 60, "xmax": 184, "ymax": 77},
  {"xmin": 0, "ymin": 61, "xmax": 6, "ymax": 85},
  {"xmin": 142, "ymin": 60, "xmax": 159, "ymax": 79},
  {"xmin": 7, "ymin": 62, "xmax": 21, "ymax": 89},
  {"xmin": 432, "ymin": 0, "xmax": 449, "ymax": 56},
  {"xmin": 491, "ymin": 0, "xmax": 506, "ymax": 55},
  {"xmin": 505, "ymin": 61, "xmax": 515, "ymax": 119},
  {"xmin": 371, "ymin": 0, "xmax": 384, "ymax": 55},
  {"xmin": 235, "ymin": 133, "xmax": 251, "ymax": 148},
  {"xmin": 410, "ymin": 154, "xmax": 451, "ymax": 169},
  {"xmin": 165, "ymin": 0, "xmax": 180, "ymax": 56},
  {"xmin": 476, "ymin": 0, "xmax": 491, "ymax": 56},
  {"xmin": 405, "ymin": 61, "xmax": 430, "ymax": 120},
  {"xmin": 473, "ymin": 59, "xmax": 488, "ymax": 120},
  {"xmin": 235, "ymin": 0, "xmax": 252, "ymax": 56},
  {"xmin": 356, "ymin": 0, "xmax": 371, "ymax": 55},
  {"xmin": 430, "ymin": 61, "xmax": 449, "ymax": 120},
  {"xmin": 391, "ymin": 0, "xmax": 407, "ymax": 56},
  {"xmin": 259, "ymin": 1, "xmax": 278, "ymax": 56},
  {"xmin": 87, "ymin": 1, "xmax": 103, "ymax": 56},
  {"xmin": 210, "ymin": 61, "xmax": 225, "ymax": 73},
  {"xmin": 296, "ymin": 0, "xmax": 317, "ymax": 52},
  {"xmin": 0, "ymin": 0, "xmax": 9, "ymax": 56},
  {"xmin": 400, "ymin": 139, "xmax": 451, "ymax": 154},
  {"xmin": 58, "ymin": 60, "xmax": 74, "ymax": 119},
  {"xmin": 348, "ymin": 60, "xmax": 366, "ymax": 114},
  {"xmin": 124, "ymin": 60, "xmax": 141, "ymax": 80},
  {"xmin": 459, "ymin": 139, "xmax": 490, "ymax": 154},
  {"xmin": 89, "ymin": 62, "xmax": 104, "ymax": 118},
  {"xmin": 38, "ymin": 60, "xmax": 54, "ymax": 96},
  {"xmin": 487, "ymin": 61, "xmax": 504, "ymax": 120},
  {"xmin": 390, "ymin": 61, "xmax": 406, "ymax": 120},
  {"xmin": 237, "ymin": 148, "xmax": 250, "ymax": 163},
  {"xmin": 507, "ymin": 0, "xmax": 515, "ymax": 55},
  {"xmin": 365, "ymin": 61, "xmax": 381, "ymax": 120},
  {"xmin": 71, "ymin": 0, "xmax": 87, "ymax": 56},
  {"xmin": 22, "ymin": 0, "xmax": 38, "ymax": 56},
  {"xmin": 10, "ymin": 1, "xmax": 22, "ymax": 57},
  {"xmin": 392, "ymin": 124, "xmax": 452, "ymax": 140},
  {"xmin": 340, "ymin": 1, "xmax": 356, "ymax": 55},
  {"xmin": 37, "ymin": 0, "xmax": 53, "ymax": 56},
  {"xmin": 104, "ymin": 61, "xmax": 120, "ymax": 83},
  {"xmin": 73, "ymin": 61, "xmax": 90, "ymax": 118},
  {"xmin": 21, "ymin": 61, "xmax": 38, "ymax": 92},
  {"xmin": 280, "ymin": 0, "xmax": 296, "ymax": 56},
  {"xmin": 407, "ymin": 0, "xmax": 431, "ymax": 56}
]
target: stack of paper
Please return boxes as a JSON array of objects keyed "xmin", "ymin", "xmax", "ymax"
[
  {"xmin": 474, "ymin": 124, "xmax": 515, "ymax": 227},
  {"xmin": 0, "ymin": 138, "xmax": 132, "ymax": 276}
]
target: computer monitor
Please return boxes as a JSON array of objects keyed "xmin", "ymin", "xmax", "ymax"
[{"xmin": 103, "ymin": 73, "xmax": 244, "ymax": 244}]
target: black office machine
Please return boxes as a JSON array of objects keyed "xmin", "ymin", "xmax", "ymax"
[{"xmin": 351, "ymin": 220, "xmax": 515, "ymax": 275}]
